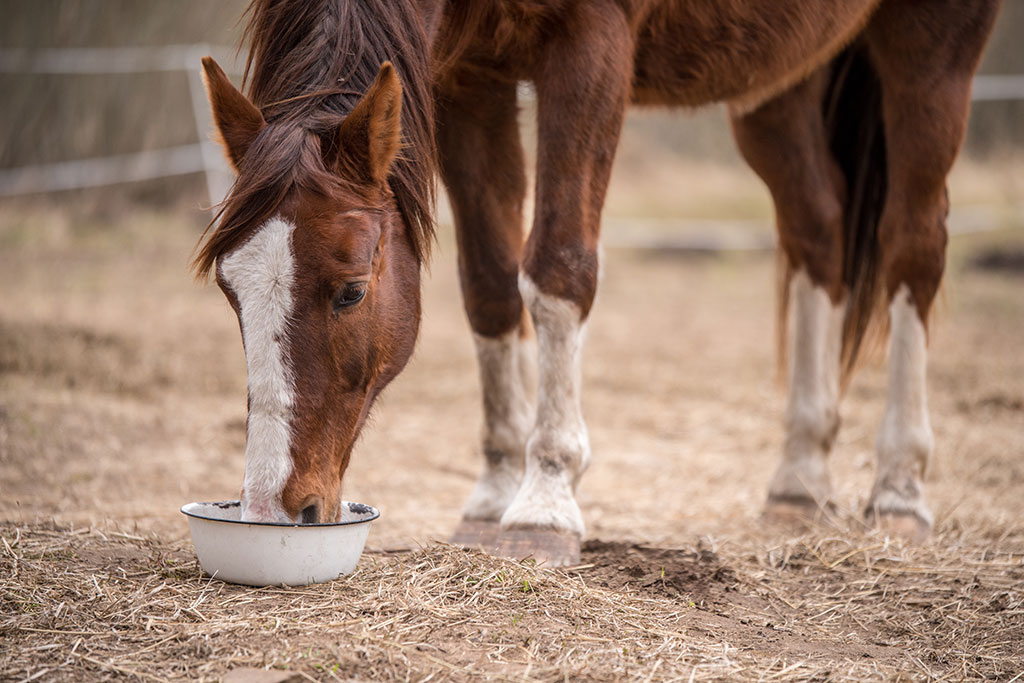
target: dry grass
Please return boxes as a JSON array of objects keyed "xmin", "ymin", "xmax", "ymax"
[{"xmin": 2, "ymin": 519, "xmax": 1022, "ymax": 681}]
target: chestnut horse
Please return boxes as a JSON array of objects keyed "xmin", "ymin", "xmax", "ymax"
[{"xmin": 196, "ymin": 0, "xmax": 1001, "ymax": 564}]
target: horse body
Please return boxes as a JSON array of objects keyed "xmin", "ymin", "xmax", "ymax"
[
  {"xmin": 434, "ymin": 0, "xmax": 1001, "ymax": 562},
  {"xmin": 196, "ymin": 0, "xmax": 1001, "ymax": 561},
  {"xmin": 632, "ymin": 0, "xmax": 884, "ymax": 110}
]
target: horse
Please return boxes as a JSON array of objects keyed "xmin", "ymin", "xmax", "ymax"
[{"xmin": 196, "ymin": 0, "xmax": 1001, "ymax": 565}]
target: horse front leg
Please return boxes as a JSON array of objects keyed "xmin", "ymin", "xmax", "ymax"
[
  {"xmin": 436, "ymin": 74, "xmax": 533, "ymax": 544},
  {"xmin": 493, "ymin": 2, "xmax": 634, "ymax": 567}
]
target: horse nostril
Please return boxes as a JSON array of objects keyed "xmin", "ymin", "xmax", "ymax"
[{"xmin": 300, "ymin": 502, "xmax": 320, "ymax": 524}]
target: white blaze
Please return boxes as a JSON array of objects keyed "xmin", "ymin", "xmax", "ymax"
[{"xmin": 219, "ymin": 216, "xmax": 297, "ymax": 523}]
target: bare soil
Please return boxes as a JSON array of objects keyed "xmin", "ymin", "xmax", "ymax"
[{"xmin": 1, "ymin": 163, "xmax": 1023, "ymax": 680}]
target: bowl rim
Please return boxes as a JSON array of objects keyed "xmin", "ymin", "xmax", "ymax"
[{"xmin": 180, "ymin": 500, "xmax": 380, "ymax": 528}]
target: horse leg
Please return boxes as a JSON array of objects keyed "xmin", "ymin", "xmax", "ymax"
[
  {"xmin": 493, "ymin": 2, "xmax": 634, "ymax": 566},
  {"xmin": 731, "ymin": 73, "xmax": 846, "ymax": 523},
  {"xmin": 436, "ymin": 75, "xmax": 533, "ymax": 545},
  {"xmin": 864, "ymin": 2, "xmax": 999, "ymax": 539}
]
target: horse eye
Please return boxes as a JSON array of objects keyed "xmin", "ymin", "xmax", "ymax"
[{"xmin": 332, "ymin": 282, "xmax": 367, "ymax": 313}]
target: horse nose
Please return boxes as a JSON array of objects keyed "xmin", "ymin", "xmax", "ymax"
[
  {"xmin": 240, "ymin": 493, "xmax": 294, "ymax": 523},
  {"xmin": 300, "ymin": 498, "xmax": 321, "ymax": 524}
]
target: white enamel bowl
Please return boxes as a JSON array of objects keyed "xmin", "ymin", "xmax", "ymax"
[{"xmin": 180, "ymin": 500, "xmax": 379, "ymax": 586}]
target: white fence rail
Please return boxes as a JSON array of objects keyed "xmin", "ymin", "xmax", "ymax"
[
  {"xmin": 0, "ymin": 45, "xmax": 240, "ymax": 205},
  {"xmin": 0, "ymin": 45, "xmax": 237, "ymax": 75},
  {"xmin": 0, "ymin": 143, "xmax": 227, "ymax": 196},
  {"xmin": 1, "ymin": 45, "xmax": 1023, "ymax": 202}
]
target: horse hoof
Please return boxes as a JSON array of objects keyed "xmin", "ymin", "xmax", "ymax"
[
  {"xmin": 762, "ymin": 495, "xmax": 832, "ymax": 528},
  {"xmin": 870, "ymin": 511, "xmax": 931, "ymax": 542},
  {"xmin": 449, "ymin": 519, "xmax": 501, "ymax": 549},
  {"xmin": 492, "ymin": 528, "xmax": 581, "ymax": 567}
]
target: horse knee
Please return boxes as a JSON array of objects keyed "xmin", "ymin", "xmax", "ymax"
[{"xmin": 521, "ymin": 244, "xmax": 599, "ymax": 319}]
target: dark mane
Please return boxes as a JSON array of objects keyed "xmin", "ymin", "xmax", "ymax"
[{"xmin": 193, "ymin": 0, "xmax": 436, "ymax": 278}]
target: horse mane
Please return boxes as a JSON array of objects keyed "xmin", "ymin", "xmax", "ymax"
[{"xmin": 193, "ymin": 0, "xmax": 436, "ymax": 279}]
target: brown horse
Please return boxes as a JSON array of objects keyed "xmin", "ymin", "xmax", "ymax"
[{"xmin": 197, "ymin": 0, "xmax": 1001, "ymax": 564}]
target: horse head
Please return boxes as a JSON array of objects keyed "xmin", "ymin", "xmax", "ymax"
[{"xmin": 197, "ymin": 58, "xmax": 421, "ymax": 524}]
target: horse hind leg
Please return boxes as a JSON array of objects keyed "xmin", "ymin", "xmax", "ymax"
[
  {"xmin": 730, "ymin": 71, "xmax": 846, "ymax": 525},
  {"xmin": 772, "ymin": 269, "xmax": 845, "ymax": 523},
  {"xmin": 864, "ymin": 1, "xmax": 999, "ymax": 540},
  {"xmin": 436, "ymin": 74, "xmax": 534, "ymax": 545}
]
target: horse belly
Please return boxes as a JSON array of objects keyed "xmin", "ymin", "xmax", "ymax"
[{"xmin": 630, "ymin": 0, "xmax": 882, "ymax": 111}]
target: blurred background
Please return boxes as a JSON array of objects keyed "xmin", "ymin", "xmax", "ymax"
[
  {"xmin": 0, "ymin": 2, "xmax": 1021, "ymax": 544},
  {"xmin": 2, "ymin": 1, "xmax": 1022, "ymax": 223}
]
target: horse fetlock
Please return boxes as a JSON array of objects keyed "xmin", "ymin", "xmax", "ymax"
[
  {"xmin": 872, "ymin": 428, "xmax": 932, "ymax": 536},
  {"xmin": 778, "ymin": 406, "xmax": 836, "ymax": 500},
  {"xmin": 501, "ymin": 460, "xmax": 584, "ymax": 536},
  {"xmin": 466, "ymin": 408, "xmax": 530, "ymax": 522},
  {"xmin": 527, "ymin": 425, "xmax": 590, "ymax": 484},
  {"xmin": 785, "ymin": 403, "xmax": 840, "ymax": 453},
  {"xmin": 876, "ymin": 422, "xmax": 933, "ymax": 479},
  {"xmin": 483, "ymin": 414, "xmax": 530, "ymax": 466}
]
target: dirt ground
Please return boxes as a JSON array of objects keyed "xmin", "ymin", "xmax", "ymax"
[{"xmin": 1, "ymin": 159, "xmax": 1023, "ymax": 681}]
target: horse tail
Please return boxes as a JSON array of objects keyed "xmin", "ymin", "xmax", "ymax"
[{"xmin": 823, "ymin": 43, "xmax": 889, "ymax": 384}]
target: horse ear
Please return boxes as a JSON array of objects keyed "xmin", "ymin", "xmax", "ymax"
[
  {"xmin": 201, "ymin": 56, "xmax": 266, "ymax": 172},
  {"xmin": 332, "ymin": 62, "xmax": 402, "ymax": 186}
]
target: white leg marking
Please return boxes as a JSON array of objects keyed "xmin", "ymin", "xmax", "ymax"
[
  {"xmin": 500, "ymin": 273, "xmax": 588, "ymax": 536},
  {"xmin": 462, "ymin": 331, "xmax": 534, "ymax": 521},
  {"xmin": 769, "ymin": 270, "xmax": 844, "ymax": 506},
  {"xmin": 870, "ymin": 284, "xmax": 933, "ymax": 526},
  {"xmin": 516, "ymin": 332, "xmax": 537, "ymax": 405},
  {"xmin": 219, "ymin": 217, "xmax": 297, "ymax": 523}
]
